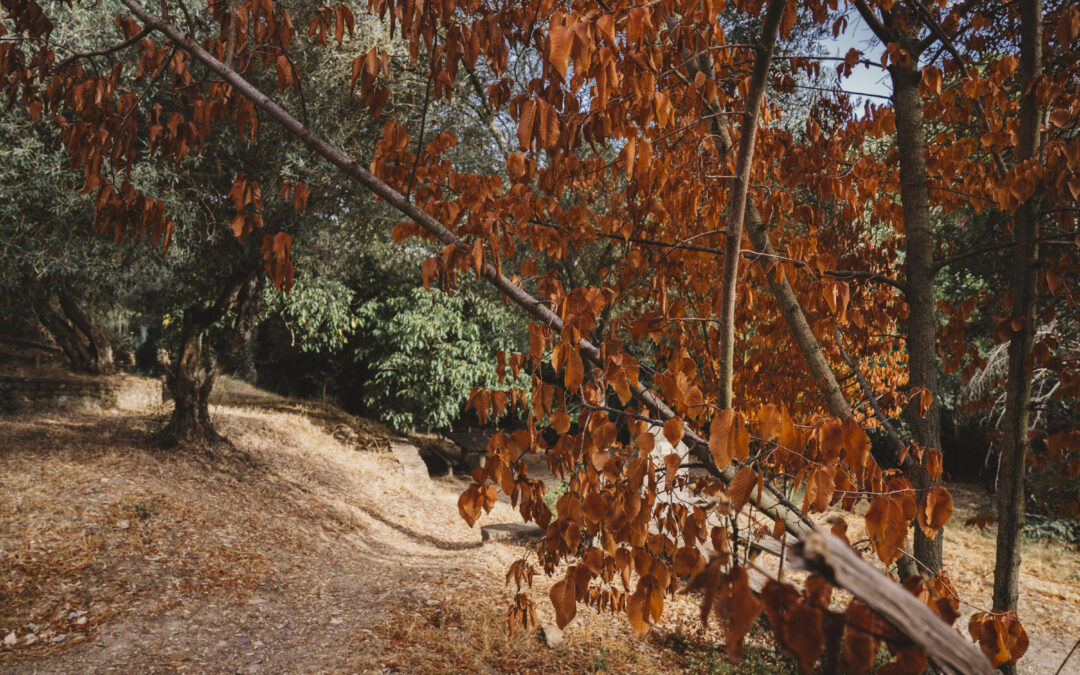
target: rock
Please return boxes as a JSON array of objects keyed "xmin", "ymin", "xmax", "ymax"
[
  {"xmin": 540, "ymin": 624, "xmax": 563, "ymax": 649},
  {"xmin": 75, "ymin": 617, "xmax": 87, "ymax": 625},
  {"xmin": 4, "ymin": 631, "xmax": 16, "ymax": 646},
  {"xmin": 117, "ymin": 519, "xmax": 130, "ymax": 530},
  {"xmin": 247, "ymin": 598, "xmax": 266, "ymax": 605},
  {"xmin": 480, "ymin": 523, "xmax": 544, "ymax": 545},
  {"xmin": 52, "ymin": 634, "xmax": 66, "ymax": 643},
  {"xmin": 24, "ymin": 634, "xmax": 37, "ymax": 645},
  {"xmin": 329, "ymin": 617, "xmax": 343, "ymax": 625}
]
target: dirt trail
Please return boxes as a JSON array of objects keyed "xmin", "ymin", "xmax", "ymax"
[
  {"xmin": 0, "ymin": 400, "xmax": 681, "ymax": 674},
  {"xmin": 2, "ymin": 387, "xmax": 1078, "ymax": 673}
]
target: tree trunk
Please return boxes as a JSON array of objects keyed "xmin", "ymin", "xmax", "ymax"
[
  {"xmin": 993, "ymin": 5, "xmax": 1042, "ymax": 670},
  {"xmin": 715, "ymin": 0, "xmax": 787, "ymax": 409},
  {"xmin": 57, "ymin": 291, "xmax": 114, "ymax": 374},
  {"xmin": 162, "ymin": 268, "xmax": 263, "ymax": 446},
  {"xmin": 890, "ymin": 59, "xmax": 944, "ymax": 575},
  {"xmin": 35, "ymin": 291, "xmax": 114, "ymax": 375}
]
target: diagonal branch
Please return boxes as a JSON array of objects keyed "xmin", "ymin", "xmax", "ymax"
[{"xmin": 116, "ymin": 0, "xmax": 816, "ymax": 535}]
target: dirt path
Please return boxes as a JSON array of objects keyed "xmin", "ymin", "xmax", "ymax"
[
  {"xmin": 2, "ymin": 394, "xmax": 1078, "ymax": 673},
  {"xmin": 0, "ymin": 404, "xmax": 685, "ymax": 674}
]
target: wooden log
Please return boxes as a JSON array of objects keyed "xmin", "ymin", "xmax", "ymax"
[{"xmin": 793, "ymin": 531, "xmax": 992, "ymax": 675}]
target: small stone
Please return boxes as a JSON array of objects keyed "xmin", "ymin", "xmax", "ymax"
[
  {"xmin": 117, "ymin": 520, "xmax": 130, "ymax": 530},
  {"xmin": 4, "ymin": 631, "xmax": 16, "ymax": 646},
  {"xmin": 329, "ymin": 617, "xmax": 343, "ymax": 625},
  {"xmin": 253, "ymin": 640, "xmax": 263, "ymax": 647},
  {"xmin": 540, "ymin": 624, "xmax": 563, "ymax": 649},
  {"xmin": 216, "ymin": 640, "xmax": 227, "ymax": 648},
  {"xmin": 75, "ymin": 617, "xmax": 87, "ymax": 626},
  {"xmin": 52, "ymin": 634, "xmax": 66, "ymax": 643},
  {"xmin": 480, "ymin": 523, "xmax": 544, "ymax": 545},
  {"xmin": 24, "ymin": 634, "xmax": 37, "ymax": 645},
  {"xmin": 67, "ymin": 610, "xmax": 87, "ymax": 620},
  {"xmin": 247, "ymin": 598, "xmax": 266, "ymax": 605},
  {"xmin": 238, "ymin": 636, "xmax": 250, "ymax": 643},
  {"xmin": 101, "ymin": 478, "xmax": 109, "ymax": 483},
  {"xmin": 26, "ymin": 624, "xmax": 39, "ymax": 632}
]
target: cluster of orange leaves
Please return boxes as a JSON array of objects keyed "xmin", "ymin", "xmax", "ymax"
[{"xmin": 4, "ymin": 0, "xmax": 1080, "ymax": 670}]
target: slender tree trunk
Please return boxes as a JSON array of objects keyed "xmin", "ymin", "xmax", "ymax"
[
  {"xmin": 993, "ymin": 5, "xmax": 1042, "ymax": 669},
  {"xmin": 715, "ymin": 0, "xmax": 787, "ymax": 409},
  {"xmin": 890, "ymin": 59, "xmax": 944, "ymax": 575}
]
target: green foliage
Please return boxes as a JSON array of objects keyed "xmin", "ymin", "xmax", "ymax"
[
  {"xmin": 352, "ymin": 283, "xmax": 526, "ymax": 432},
  {"xmin": 1022, "ymin": 513, "xmax": 1080, "ymax": 547},
  {"xmin": 543, "ymin": 481, "xmax": 569, "ymax": 514},
  {"xmin": 265, "ymin": 276, "xmax": 357, "ymax": 354},
  {"xmin": 590, "ymin": 645, "xmax": 609, "ymax": 672}
]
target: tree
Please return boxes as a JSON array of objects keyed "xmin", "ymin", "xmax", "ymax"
[{"xmin": 4, "ymin": 0, "xmax": 1078, "ymax": 669}]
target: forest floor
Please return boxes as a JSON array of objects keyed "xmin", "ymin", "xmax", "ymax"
[{"xmin": 1, "ymin": 377, "xmax": 1078, "ymax": 673}]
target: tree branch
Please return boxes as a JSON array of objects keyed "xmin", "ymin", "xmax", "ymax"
[{"xmin": 115, "ymin": 0, "xmax": 816, "ymax": 536}]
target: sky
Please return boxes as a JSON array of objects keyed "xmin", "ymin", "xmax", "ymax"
[{"xmin": 828, "ymin": 13, "xmax": 893, "ymax": 107}]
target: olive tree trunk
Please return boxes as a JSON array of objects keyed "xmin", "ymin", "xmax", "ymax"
[
  {"xmin": 36, "ymin": 290, "xmax": 115, "ymax": 375},
  {"xmin": 162, "ymin": 268, "xmax": 263, "ymax": 445}
]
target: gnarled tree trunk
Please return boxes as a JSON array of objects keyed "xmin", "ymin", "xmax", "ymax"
[
  {"xmin": 162, "ymin": 268, "xmax": 263, "ymax": 445},
  {"xmin": 36, "ymin": 290, "xmax": 115, "ymax": 375}
]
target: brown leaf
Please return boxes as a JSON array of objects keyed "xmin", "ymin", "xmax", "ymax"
[
  {"xmin": 516, "ymin": 99, "xmax": 535, "ymax": 150},
  {"xmin": 844, "ymin": 601, "xmax": 882, "ymax": 675},
  {"xmin": 550, "ymin": 575, "xmax": 577, "ymax": 628},
  {"xmin": 715, "ymin": 566, "xmax": 763, "ymax": 660},
  {"xmin": 709, "ymin": 408, "xmax": 735, "ymax": 470},
  {"xmin": 864, "ymin": 495, "xmax": 908, "ymax": 566},
  {"xmin": 564, "ymin": 348, "xmax": 584, "ymax": 392},
  {"xmin": 550, "ymin": 409, "xmax": 571, "ymax": 435},
  {"xmin": 728, "ymin": 466, "xmax": 757, "ymax": 512},
  {"xmin": 917, "ymin": 486, "xmax": 953, "ymax": 541},
  {"xmin": 548, "ymin": 24, "xmax": 573, "ymax": 79},
  {"xmin": 663, "ymin": 416, "xmax": 683, "ymax": 449}
]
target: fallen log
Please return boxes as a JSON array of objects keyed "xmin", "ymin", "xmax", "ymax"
[{"xmin": 793, "ymin": 531, "xmax": 992, "ymax": 675}]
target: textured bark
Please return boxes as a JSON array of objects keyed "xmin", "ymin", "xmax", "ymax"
[
  {"xmin": 853, "ymin": 0, "xmax": 945, "ymax": 575},
  {"xmin": 715, "ymin": 0, "xmax": 787, "ymax": 409},
  {"xmin": 57, "ymin": 292, "xmax": 114, "ymax": 374},
  {"xmin": 162, "ymin": 269, "xmax": 263, "ymax": 445},
  {"xmin": 993, "ymin": 1, "xmax": 1042, "ymax": 659},
  {"xmin": 890, "ymin": 58, "xmax": 944, "ymax": 574},
  {"xmin": 796, "ymin": 531, "xmax": 993, "ymax": 674},
  {"xmin": 36, "ymin": 291, "xmax": 114, "ymax": 375}
]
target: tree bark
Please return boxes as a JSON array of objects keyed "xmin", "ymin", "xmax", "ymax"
[
  {"xmin": 993, "ymin": 4, "xmax": 1042, "ymax": 669},
  {"xmin": 715, "ymin": 0, "xmax": 787, "ymax": 409},
  {"xmin": 853, "ymin": 0, "xmax": 945, "ymax": 575},
  {"xmin": 57, "ymin": 291, "xmax": 114, "ymax": 374},
  {"xmin": 162, "ymin": 268, "xmax": 263, "ymax": 445},
  {"xmin": 890, "ymin": 57, "xmax": 944, "ymax": 575},
  {"xmin": 35, "ymin": 290, "xmax": 114, "ymax": 375}
]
